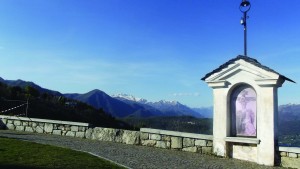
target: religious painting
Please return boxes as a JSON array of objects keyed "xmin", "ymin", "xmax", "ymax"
[{"xmin": 231, "ymin": 85, "xmax": 257, "ymax": 137}]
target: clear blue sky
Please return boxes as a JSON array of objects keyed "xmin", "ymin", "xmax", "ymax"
[{"xmin": 0, "ymin": 0, "xmax": 299, "ymax": 107}]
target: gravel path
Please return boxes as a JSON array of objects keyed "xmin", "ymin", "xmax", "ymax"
[{"xmin": 0, "ymin": 130, "xmax": 282, "ymax": 169}]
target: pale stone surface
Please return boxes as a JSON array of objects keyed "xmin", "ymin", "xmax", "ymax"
[
  {"xmin": 16, "ymin": 126, "xmax": 25, "ymax": 131},
  {"xmin": 62, "ymin": 130, "xmax": 67, "ymax": 135},
  {"xmin": 25, "ymin": 127, "xmax": 34, "ymax": 132},
  {"xmin": 22, "ymin": 121, "xmax": 29, "ymax": 126},
  {"xmin": 183, "ymin": 138, "xmax": 194, "ymax": 148},
  {"xmin": 207, "ymin": 141, "xmax": 213, "ymax": 147},
  {"xmin": 182, "ymin": 147, "xmax": 198, "ymax": 153},
  {"xmin": 195, "ymin": 140, "xmax": 207, "ymax": 147},
  {"xmin": 280, "ymin": 152, "xmax": 287, "ymax": 157},
  {"xmin": 232, "ymin": 144, "xmax": 257, "ymax": 163},
  {"xmin": 75, "ymin": 132, "xmax": 85, "ymax": 138},
  {"xmin": 66, "ymin": 131, "xmax": 75, "ymax": 137},
  {"xmin": 122, "ymin": 130, "xmax": 139, "ymax": 145},
  {"xmin": 162, "ymin": 135, "xmax": 171, "ymax": 142},
  {"xmin": 71, "ymin": 126, "xmax": 79, "ymax": 132},
  {"xmin": 92, "ymin": 127, "xmax": 121, "ymax": 142},
  {"xmin": 281, "ymin": 157, "xmax": 300, "ymax": 168},
  {"xmin": 150, "ymin": 134, "xmax": 161, "ymax": 141},
  {"xmin": 1, "ymin": 118, "xmax": 7, "ymax": 124},
  {"xmin": 155, "ymin": 141, "xmax": 169, "ymax": 149},
  {"xmin": 140, "ymin": 128, "xmax": 213, "ymax": 140},
  {"xmin": 32, "ymin": 122, "xmax": 37, "ymax": 127},
  {"xmin": 289, "ymin": 153, "xmax": 298, "ymax": 158},
  {"xmin": 141, "ymin": 140, "xmax": 156, "ymax": 147},
  {"xmin": 202, "ymin": 147, "xmax": 212, "ymax": 155},
  {"xmin": 6, "ymin": 124, "xmax": 15, "ymax": 130},
  {"xmin": 38, "ymin": 123, "xmax": 45, "ymax": 127},
  {"xmin": 7, "ymin": 120, "xmax": 13, "ymax": 124},
  {"xmin": 44, "ymin": 123, "xmax": 54, "ymax": 133},
  {"xmin": 35, "ymin": 126, "xmax": 44, "ymax": 133},
  {"xmin": 85, "ymin": 128, "xmax": 93, "ymax": 139},
  {"xmin": 14, "ymin": 120, "xmax": 21, "ymax": 126},
  {"xmin": 58, "ymin": 125, "xmax": 64, "ymax": 130},
  {"xmin": 53, "ymin": 130, "xmax": 62, "ymax": 135},
  {"xmin": 171, "ymin": 137, "xmax": 182, "ymax": 149},
  {"xmin": 140, "ymin": 132, "xmax": 149, "ymax": 140}
]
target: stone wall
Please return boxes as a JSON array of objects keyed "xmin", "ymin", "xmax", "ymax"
[
  {"xmin": 0, "ymin": 115, "xmax": 89, "ymax": 138},
  {"xmin": 278, "ymin": 147, "xmax": 300, "ymax": 168},
  {"xmin": 140, "ymin": 128, "xmax": 213, "ymax": 154},
  {"xmin": 3, "ymin": 115, "xmax": 300, "ymax": 168}
]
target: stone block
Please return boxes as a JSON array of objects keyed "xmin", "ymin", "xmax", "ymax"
[
  {"xmin": 44, "ymin": 123, "xmax": 54, "ymax": 133},
  {"xmin": 22, "ymin": 121, "xmax": 29, "ymax": 126},
  {"xmin": 64, "ymin": 126, "xmax": 71, "ymax": 131},
  {"xmin": 16, "ymin": 126, "xmax": 25, "ymax": 131},
  {"xmin": 58, "ymin": 125, "xmax": 64, "ymax": 130},
  {"xmin": 207, "ymin": 141, "xmax": 213, "ymax": 147},
  {"xmin": 7, "ymin": 120, "xmax": 13, "ymax": 124},
  {"xmin": 53, "ymin": 130, "xmax": 62, "ymax": 135},
  {"xmin": 71, "ymin": 126, "xmax": 79, "ymax": 132},
  {"xmin": 75, "ymin": 132, "xmax": 85, "ymax": 138},
  {"xmin": 122, "ymin": 130, "xmax": 139, "ymax": 145},
  {"xmin": 183, "ymin": 138, "xmax": 195, "ymax": 148},
  {"xmin": 195, "ymin": 140, "xmax": 207, "ymax": 147},
  {"xmin": 141, "ymin": 140, "xmax": 156, "ymax": 147},
  {"xmin": 182, "ymin": 147, "xmax": 198, "ymax": 153},
  {"xmin": 25, "ymin": 127, "xmax": 34, "ymax": 132},
  {"xmin": 85, "ymin": 128, "xmax": 93, "ymax": 139},
  {"xmin": 92, "ymin": 127, "xmax": 120, "ymax": 142},
  {"xmin": 38, "ymin": 123, "xmax": 45, "ymax": 127},
  {"xmin": 281, "ymin": 157, "xmax": 300, "ymax": 168},
  {"xmin": 171, "ymin": 137, "xmax": 182, "ymax": 149},
  {"xmin": 140, "ymin": 132, "xmax": 149, "ymax": 140},
  {"xmin": 289, "ymin": 153, "xmax": 298, "ymax": 158},
  {"xmin": 162, "ymin": 135, "xmax": 171, "ymax": 142},
  {"xmin": 202, "ymin": 147, "xmax": 212, "ymax": 154},
  {"xmin": 66, "ymin": 131, "xmax": 75, "ymax": 137},
  {"xmin": 35, "ymin": 126, "xmax": 44, "ymax": 133},
  {"xmin": 62, "ymin": 130, "xmax": 67, "ymax": 135},
  {"xmin": 1, "ymin": 118, "xmax": 7, "ymax": 124},
  {"xmin": 79, "ymin": 126, "xmax": 86, "ymax": 132},
  {"xmin": 150, "ymin": 134, "xmax": 161, "ymax": 141},
  {"xmin": 14, "ymin": 120, "xmax": 21, "ymax": 126},
  {"xmin": 156, "ymin": 141, "xmax": 169, "ymax": 149},
  {"xmin": 32, "ymin": 122, "xmax": 37, "ymax": 127},
  {"xmin": 6, "ymin": 124, "xmax": 15, "ymax": 130},
  {"xmin": 280, "ymin": 152, "xmax": 287, "ymax": 157}
]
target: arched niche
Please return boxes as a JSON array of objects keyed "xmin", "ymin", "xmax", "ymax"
[{"xmin": 230, "ymin": 84, "xmax": 257, "ymax": 137}]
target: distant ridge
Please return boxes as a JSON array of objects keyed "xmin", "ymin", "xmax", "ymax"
[{"xmin": 0, "ymin": 77, "xmax": 62, "ymax": 96}]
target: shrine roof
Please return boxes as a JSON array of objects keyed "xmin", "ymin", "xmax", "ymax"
[{"xmin": 201, "ymin": 55, "xmax": 295, "ymax": 83}]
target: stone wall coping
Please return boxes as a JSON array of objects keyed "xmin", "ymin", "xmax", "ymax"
[
  {"xmin": 225, "ymin": 137, "xmax": 260, "ymax": 144},
  {"xmin": 140, "ymin": 128, "xmax": 213, "ymax": 140},
  {"xmin": 279, "ymin": 147, "xmax": 300, "ymax": 154},
  {"xmin": 0, "ymin": 115, "xmax": 89, "ymax": 127}
]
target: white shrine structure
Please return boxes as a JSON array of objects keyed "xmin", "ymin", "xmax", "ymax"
[{"xmin": 202, "ymin": 55, "xmax": 295, "ymax": 166}]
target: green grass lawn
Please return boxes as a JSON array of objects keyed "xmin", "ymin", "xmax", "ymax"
[{"xmin": 0, "ymin": 137, "xmax": 126, "ymax": 169}]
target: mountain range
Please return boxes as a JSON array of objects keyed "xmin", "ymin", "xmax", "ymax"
[
  {"xmin": 0, "ymin": 77, "xmax": 207, "ymax": 118},
  {"xmin": 1, "ymin": 77, "xmax": 299, "ymax": 121}
]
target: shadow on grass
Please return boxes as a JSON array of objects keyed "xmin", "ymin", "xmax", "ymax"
[{"xmin": 0, "ymin": 164, "xmax": 44, "ymax": 169}]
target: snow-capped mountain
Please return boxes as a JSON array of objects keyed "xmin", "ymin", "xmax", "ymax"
[
  {"xmin": 112, "ymin": 94, "xmax": 203, "ymax": 118},
  {"xmin": 111, "ymin": 93, "xmax": 148, "ymax": 103}
]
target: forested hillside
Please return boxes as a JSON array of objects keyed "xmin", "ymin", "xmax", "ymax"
[
  {"xmin": 0, "ymin": 82, "xmax": 132, "ymax": 129},
  {"xmin": 122, "ymin": 116, "xmax": 213, "ymax": 135}
]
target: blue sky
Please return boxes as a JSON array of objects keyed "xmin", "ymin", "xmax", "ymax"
[{"xmin": 0, "ymin": 0, "xmax": 299, "ymax": 107}]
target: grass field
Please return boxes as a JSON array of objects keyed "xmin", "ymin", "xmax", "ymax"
[{"xmin": 0, "ymin": 137, "xmax": 126, "ymax": 169}]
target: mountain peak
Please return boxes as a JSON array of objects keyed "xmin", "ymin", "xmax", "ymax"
[{"xmin": 111, "ymin": 93, "xmax": 148, "ymax": 103}]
